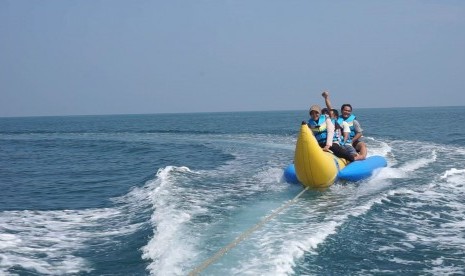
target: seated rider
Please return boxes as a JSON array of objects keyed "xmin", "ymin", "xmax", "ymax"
[
  {"xmin": 322, "ymin": 90, "xmax": 367, "ymax": 160},
  {"xmin": 307, "ymin": 104, "xmax": 356, "ymax": 162},
  {"xmin": 329, "ymin": 108, "xmax": 355, "ymax": 157},
  {"xmin": 327, "ymin": 108, "xmax": 346, "ymax": 145}
]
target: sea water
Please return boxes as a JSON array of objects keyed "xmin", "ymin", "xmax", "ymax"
[{"xmin": 1, "ymin": 107, "xmax": 464, "ymax": 275}]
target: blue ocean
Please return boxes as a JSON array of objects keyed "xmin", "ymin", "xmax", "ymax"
[{"xmin": 1, "ymin": 107, "xmax": 465, "ymax": 275}]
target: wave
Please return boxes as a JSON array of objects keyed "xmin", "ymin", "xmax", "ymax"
[
  {"xmin": 138, "ymin": 158, "xmax": 294, "ymax": 275},
  {"xmin": 441, "ymin": 168, "xmax": 465, "ymax": 179},
  {"xmin": 366, "ymin": 168, "xmax": 465, "ymax": 275},
  {"xmin": 0, "ymin": 207, "xmax": 143, "ymax": 275},
  {"xmin": 202, "ymin": 176, "xmax": 393, "ymax": 275},
  {"xmin": 139, "ymin": 166, "xmax": 213, "ymax": 275}
]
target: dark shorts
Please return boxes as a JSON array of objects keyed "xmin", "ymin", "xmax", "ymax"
[
  {"xmin": 343, "ymin": 144, "xmax": 357, "ymax": 156},
  {"xmin": 352, "ymin": 140, "xmax": 361, "ymax": 148},
  {"xmin": 320, "ymin": 142, "xmax": 355, "ymax": 162}
]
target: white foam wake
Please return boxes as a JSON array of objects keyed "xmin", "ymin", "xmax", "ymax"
[
  {"xmin": 140, "ymin": 166, "xmax": 214, "ymax": 276},
  {"xmin": 440, "ymin": 168, "xmax": 465, "ymax": 179},
  {"xmin": 0, "ymin": 207, "xmax": 141, "ymax": 275}
]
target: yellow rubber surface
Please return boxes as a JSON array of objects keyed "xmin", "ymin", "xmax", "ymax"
[{"xmin": 294, "ymin": 124, "xmax": 347, "ymax": 188}]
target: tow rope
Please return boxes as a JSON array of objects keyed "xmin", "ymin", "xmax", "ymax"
[{"xmin": 188, "ymin": 187, "xmax": 309, "ymax": 276}]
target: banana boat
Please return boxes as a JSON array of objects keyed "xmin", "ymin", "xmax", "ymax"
[{"xmin": 284, "ymin": 123, "xmax": 387, "ymax": 188}]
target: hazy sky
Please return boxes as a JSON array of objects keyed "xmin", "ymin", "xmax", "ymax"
[{"xmin": 1, "ymin": 1, "xmax": 464, "ymax": 117}]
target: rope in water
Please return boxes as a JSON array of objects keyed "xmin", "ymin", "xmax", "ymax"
[{"xmin": 188, "ymin": 187, "xmax": 309, "ymax": 276}]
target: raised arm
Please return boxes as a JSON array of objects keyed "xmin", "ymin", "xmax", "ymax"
[{"xmin": 322, "ymin": 90, "xmax": 336, "ymax": 118}]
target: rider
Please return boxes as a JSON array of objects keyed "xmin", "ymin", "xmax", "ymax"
[
  {"xmin": 307, "ymin": 104, "xmax": 355, "ymax": 162},
  {"xmin": 322, "ymin": 90, "xmax": 367, "ymax": 160}
]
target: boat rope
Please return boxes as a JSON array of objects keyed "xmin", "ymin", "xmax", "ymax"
[{"xmin": 188, "ymin": 186, "xmax": 309, "ymax": 276}]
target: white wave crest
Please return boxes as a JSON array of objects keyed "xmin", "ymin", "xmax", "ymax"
[
  {"xmin": 141, "ymin": 165, "xmax": 213, "ymax": 276},
  {"xmin": 440, "ymin": 168, "xmax": 465, "ymax": 179},
  {"xmin": 0, "ymin": 207, "xmax": 141, "ymax": 275},
  {"xmin": 400, "ymin": 150, "xmax": 437, "ymax": 172}
]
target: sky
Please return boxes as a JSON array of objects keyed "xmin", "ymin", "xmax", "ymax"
[{"xmin": 1, "ymin": 0, "xmax": 464, "ymax": 117}]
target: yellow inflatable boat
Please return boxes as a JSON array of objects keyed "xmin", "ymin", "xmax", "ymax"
[
  {"xmin": 285, "ymin": 122, "xmax": 387, "ymax": 188},
  {"xmin": 293, "ymin": 122, "xmax": 349, "ymax": 188}
]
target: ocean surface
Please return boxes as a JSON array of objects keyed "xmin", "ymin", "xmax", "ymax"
[{"xmin": 1, "ymin": 106, "xmax": 465, "ymax": 275}]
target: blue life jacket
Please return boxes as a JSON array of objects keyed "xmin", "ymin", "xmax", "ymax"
[
  {"xmin": 337, "ymin": 114, "xmax": 356, "ymax": 143},
  {"xmin": 308, "ymin": 115, "xmax": 338, "ymax": 144}
]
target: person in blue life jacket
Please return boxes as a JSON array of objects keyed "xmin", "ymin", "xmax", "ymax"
[
  {"xmin": 307, "ymin": 104, "xmax": 356, "ymax": 162},
  {"xmin": 322, "ymin": 90, "xmax": 367, "ymax": 160},
  {"xmin": 322, "ymin": 107, "xmax": 345, "ymax": 147}
]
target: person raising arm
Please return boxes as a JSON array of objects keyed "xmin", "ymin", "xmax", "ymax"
[
  {"xmin": 321, "ymin": 90, "xmax": 367, "ymax": 160},
  {"xmin": 307, "ymin": 104, "xmax": 356, "ymax": 162}
]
